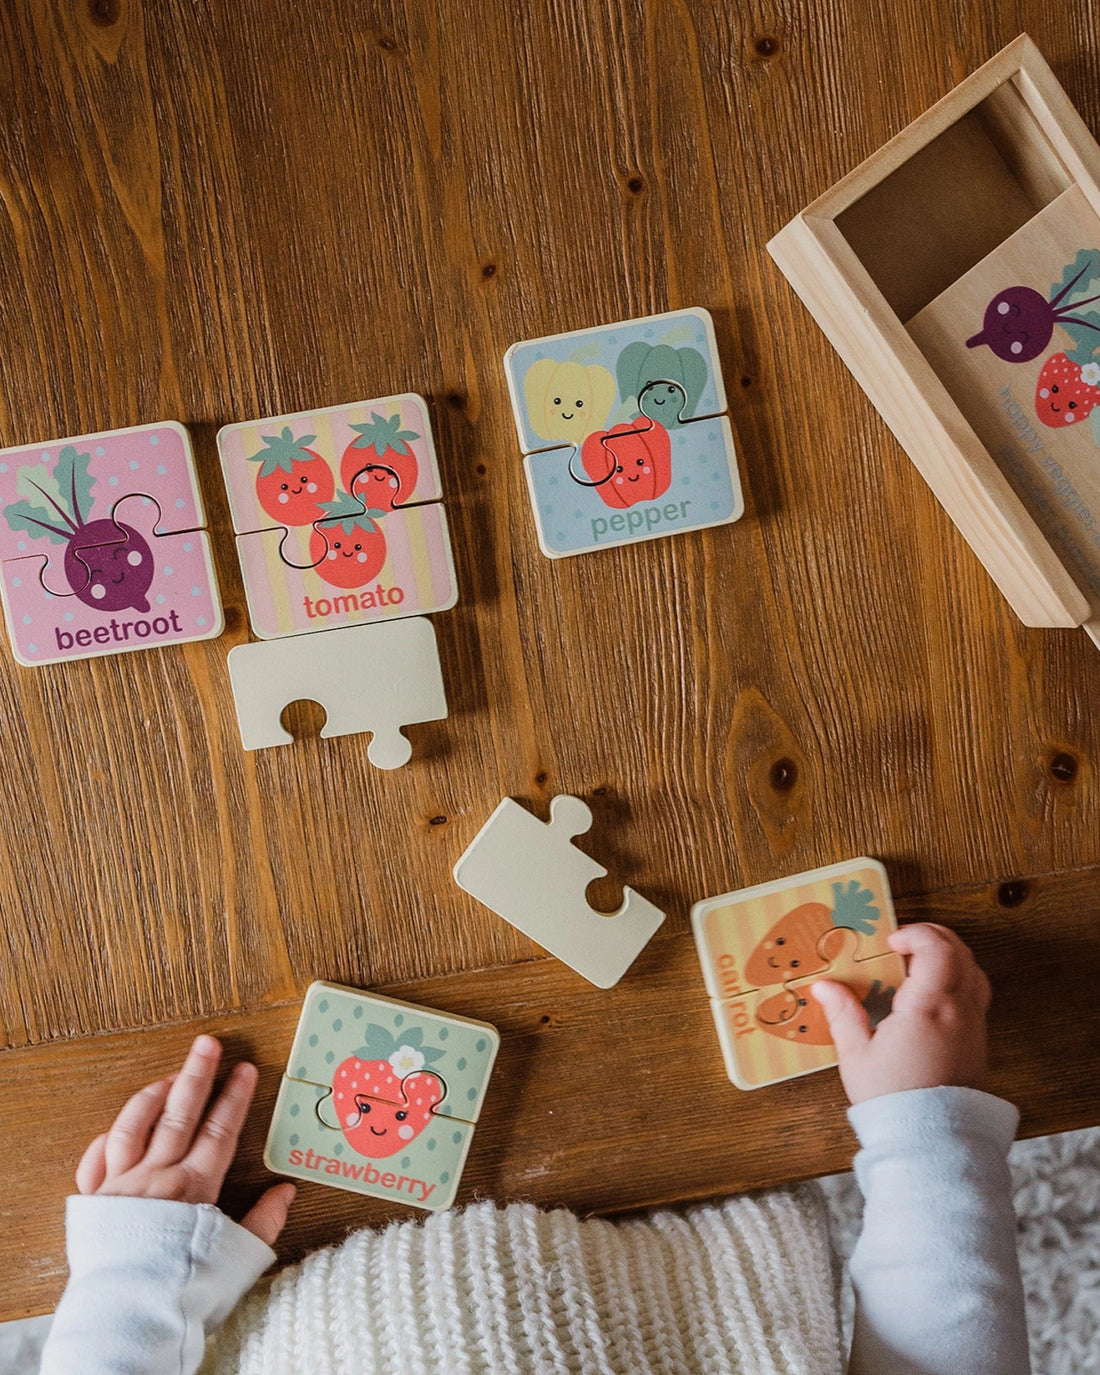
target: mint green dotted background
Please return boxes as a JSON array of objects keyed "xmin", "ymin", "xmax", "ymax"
[{"xmin": 285, "ymin": 982, "xmax": 499, "ymax": 1123}]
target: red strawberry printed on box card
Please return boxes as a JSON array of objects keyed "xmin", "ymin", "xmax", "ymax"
[
  {"xmin": 248, "ymin": 427, "xmax": 335, "ymax": 525},
  {"xmin": 332, "ymin": 1025, "xmax": 446, "ymax": 1160},
  {"xmin": 340, "ymin": 412, "xmax": 421, "ymax": 511},
  {"xmin": 1034, "ymin": 353, "xmax": 1100, "ymax": 428}
]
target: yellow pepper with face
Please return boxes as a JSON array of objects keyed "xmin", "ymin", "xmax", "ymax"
[{"xmin": 523, "ymin": 358, "xmax": 616, "ymax": 445}]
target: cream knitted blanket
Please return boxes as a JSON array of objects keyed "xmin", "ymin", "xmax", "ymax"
[{"xmin": 202, "ymin": 1188, "xmax": 844, "ymax": 1375}]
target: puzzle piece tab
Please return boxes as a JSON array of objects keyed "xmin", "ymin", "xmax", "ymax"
[
  {"xmin": 217, "ymin": 396, "xmax": 455, "ymax": 640},
  {"xmin": 504, "ymin": 308, "xmax": 744, "ymax": 559},
  {"xmin": 0, "ymin": 423, "xmax": 222, "ymax": 666},
  {"xmin": 226, "ymin": 615, "xmax": 447, "ymax": 766},
  {"xmin": 692, "ymin": 858, "xmax": 903, "ymax": 1090},
  {"xmin": 453, "ymin": 794, "xmax": 666, "ymax": 988},
  {"xmin": 265, "ymin": 981, "xmax": 499, "ymax": 1211}
]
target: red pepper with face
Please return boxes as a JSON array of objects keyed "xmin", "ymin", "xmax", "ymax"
[{"xmin": 578, "ymin": 420, "xmax": 672, "ymax": 509}]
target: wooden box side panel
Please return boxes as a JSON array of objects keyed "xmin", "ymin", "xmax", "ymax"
[{"xmin": 767, "ymin": 213, "xmax": 1092, "ymax": 629}]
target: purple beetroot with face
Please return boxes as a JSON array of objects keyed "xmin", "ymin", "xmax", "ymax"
[
  {"xmin": 967, "ymin": 258, "xmax": 1100, "ymax": 362},
  {"xmin": 64, "ymin": 519, "xmax": 154, "ymax": 611},
  {"xmin": 2, "ymin": 444, "xmax": 157, "ymax": 612}
]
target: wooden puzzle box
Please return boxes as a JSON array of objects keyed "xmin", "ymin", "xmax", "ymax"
[{"xmin": 769, "ymin": 35, "xmax": 1100, "ymax": 651}]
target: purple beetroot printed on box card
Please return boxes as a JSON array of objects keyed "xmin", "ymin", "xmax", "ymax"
[{"xmin": 0, "ymin": 422, "xmax": 222, "ymax": 666}]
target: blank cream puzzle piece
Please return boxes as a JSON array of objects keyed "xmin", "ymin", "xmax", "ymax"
[
  {"xmin": 227, "ymin": 616, "xmax": 447, "ymax": 767},
  {"xmin": 453, "ymin": 794, "xmax": 665, "ymax": 988}
]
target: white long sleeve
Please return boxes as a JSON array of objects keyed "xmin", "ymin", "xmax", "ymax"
[
  {"xmin": 847, "ymin": 1086, "xmax": 1031, "ymax": 1375},
  {"xmin": 38, "ymin": 1195, "xmax": 275, "ymax": 1375}
]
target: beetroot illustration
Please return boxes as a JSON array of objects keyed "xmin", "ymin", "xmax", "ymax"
[
  {"xmin": 967, "ymin": 251, "xmax": 1100, "ymax": 362},
  {"xmin": 3, "ymin": 445, "xmax": 155, "ymax": 611}
]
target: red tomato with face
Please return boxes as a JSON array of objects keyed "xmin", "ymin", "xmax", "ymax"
[
  {"xmin": 249, "ymin": 426, "xmax": 335, "ymax": 525},
  {"xmin": 579, "ymin": 420, "xmax": 672, "ymax": 508},
  {"xmin": 341, "ymin": 412, "xmax": 421, "ymax": 510},
  {"xmin": 309, "ymin": 490, "xmax": 388, "ymax": 588}
]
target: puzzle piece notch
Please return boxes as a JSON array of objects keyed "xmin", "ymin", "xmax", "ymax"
[
  {"xmin": 227, "ymin": 615, "xmax": 448, "ymax": 766},
  {"xmin": 315, "ymin": 1064, "xmax": 449, "ymax": 1140},
  {"xmin": 453, "ymin": 794, "xmax": 666, "ymax": 988}
]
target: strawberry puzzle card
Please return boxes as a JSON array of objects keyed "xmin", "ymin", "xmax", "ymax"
[
  {"xmin": 0, "ymin": 422, "xmax": 222, "ymax": 666},
  {"xmin": 266, "ymin": 982, "xmax": 499, "ymax": 1211},
  {"xmin": 692, "ymin": 858, "xmax": 904, "ymax": 1090},
  {"xmin": 504, "ymin": 308, "xmax": 744, "ymax": 558},
  {"xmin": 217, "ymin": 396, "xmax": 457, "ymax": 640}
]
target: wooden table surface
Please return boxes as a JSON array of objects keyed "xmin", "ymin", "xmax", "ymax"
[{"xmin": 2, "ymin": 0, "xmax": 1099, "ymax": 1320}]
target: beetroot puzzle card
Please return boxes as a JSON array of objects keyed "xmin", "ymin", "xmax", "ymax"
[{"xmin": 0, "ymin": 422, "xmax": 222, "ymax": 666}]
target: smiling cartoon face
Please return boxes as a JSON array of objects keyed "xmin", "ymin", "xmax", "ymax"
[
  {"xmin": 332, "ymin": 1055, "xmax": 445, "ymax": 1159},
  {"xmin": 1035, "ymin": 352, "xmax": 1100, "ymax": 427},
  {"xmin": 637, "ymin": 380, "xmax": 687, "ymax": 425},
  {"xmin": 523, "ymin": 358, "xmax": 616, "ymax": 445},
  {"xmin": 743, "ymin": 901, "xmax": 833, "ymax": 987}
]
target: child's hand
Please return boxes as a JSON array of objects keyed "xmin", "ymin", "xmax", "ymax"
[
  {"xmin": 74, "ymin": 1034, "xmax": 295, "ymax": 1247},
  {"xmin": 812, "ymin": 922, "xmax": 991, "ymax": 1106}
]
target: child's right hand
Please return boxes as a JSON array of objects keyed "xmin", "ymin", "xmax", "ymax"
[
  {"xmin": 74, "ymin": 1034, "xmax": 295, "ymax": 1247},
  {"xmin": 812, "ymin": 922, "xmax": 992, "ymax": 1106}
]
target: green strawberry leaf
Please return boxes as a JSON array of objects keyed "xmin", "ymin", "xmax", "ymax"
[
  {"xmin": 356, "ymin": 1025, "xmax": 399, "ymax": 1061},
  {"xmin": 348, "ymin": 412, "xmax": 419, "ymax": 458},
  {"xmin": 419, "ymin": 1045, "xmax": 445, "ymax": 1065},
  {"xmin": 248, "ymin": 428, "xmax": 321, "ymax": 477},
  {"xmin": 53, "ymin": 445, "xmax": 95, "ymax": 525},
  {"xmin": 830, "ymin": 881, "xmax": 880, "ymax": 935},
  {"xmin": 1062, "ymin": 309, "xmax": 1100, "ymax": 366}
]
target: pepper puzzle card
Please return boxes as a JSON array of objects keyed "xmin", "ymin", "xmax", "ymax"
[
  {"xmin": 504, "ymin": 308, "xmax": 744, "ymax": 558},
  {"xmin": 0, "ymin": 421, "xmax": 222, "ymax": 666},
  {"xmin": 266, "ymin": 981, "xmax": 499, "ymax": 1211},
  {"xmin": 217, "ymin": 395, "xmax": 457, "ymax": 639},
  {"xmin": 909, "ymin": 186, "xmax": 1100, "ymax": 603},
  {"xmin": 692, "ymin": 858, "xmax": 904, "ymax": 1090}
]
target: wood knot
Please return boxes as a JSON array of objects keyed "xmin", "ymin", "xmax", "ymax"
[
  {"xmin": 88, "ymin": 0, "xmax": 120, "ymax": 25},
  {"xmin": 754, "ymin": 35, "xmax": 781, "ymax": 58},
  {"xmin": 997, "ymin": 879, "xmax": 1029, "ymax": 908},
  {"xmin": 1049, "ymin": 751, "xmax": 1078, "ymax": 782},
  {"xmin": 769, "ymin": 757, "xmax": 797, "ymax": 792}
]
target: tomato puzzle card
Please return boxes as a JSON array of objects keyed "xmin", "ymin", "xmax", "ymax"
[
  {"xmin": 0, "ymin": 421, "xmax": 222, "ymax": 666},
  {"xmin": 217, "ymin": 395, "xmax": 457, "ymax": 639},
  {"xmin": 692, "ymin": 858, "xmax": 904, "ymax": 1090},
  {"xmin": 504, "ymin": 308, "xmax": 744, "ymax": 558},
  {"xmin": 266, "ymin": 982, "xmax": 499, "ymax": 1211}
]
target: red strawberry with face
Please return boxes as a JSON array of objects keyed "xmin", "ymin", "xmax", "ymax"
[
  {"xmin": 249, "ymin": 427, "xmax": 335, "ymax": 524},
  {"xmin": 341, "ymin": 412, "xmax": 421, "ymax": 511},
  {"xmin": 1035, "ymin": 353, "xmax": 1100, "ymax": 427},
  {"xmin": 332, "ymin": 1052, "xmax": 444, "ymax": 1159},
  {"xmin": 309, "ymin": 490, "xmax": 388, "ymax": 588}
]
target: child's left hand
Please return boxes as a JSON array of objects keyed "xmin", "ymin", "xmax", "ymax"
[{"xmin": 74, "ymin": 1034, "xmax": 295, "ymax": 1248}]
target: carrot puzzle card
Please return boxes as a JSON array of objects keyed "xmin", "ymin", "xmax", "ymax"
[
  {"xmin": 217, "ymin": 395, "xmax": 457, "ymax": 640},
  {"xmin": 0, "ymin": 422, "xmax": 222, "ymax": 666},
  {"xmin": 504, "ymin": 308, "xmax": 744, "ymax": 558},
  {"xmin": 692, "ymin": 858, "xmax": 904, "ymax": 1090},
  {"xmin": 266, "ymin": 982, "xmax": 499, "ymax": 1211}
]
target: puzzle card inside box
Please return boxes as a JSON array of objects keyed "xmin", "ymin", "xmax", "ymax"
[
  {"xmin": 0, "ymin": 422, "xmax": 222, "ymax": 666},
  {"xmin": 265, "ymin": 982, "xmax": 499, "ymax": 1211},
  {"xmin": 692, "ymin": 859, "xmax": 904, "ymax": 1090}
]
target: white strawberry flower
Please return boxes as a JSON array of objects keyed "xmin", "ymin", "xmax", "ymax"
[
  {"xmin": 388, "ymin": 1044, "xmax": 425, "ymax": 1076},
  {"xmin": 1081, "ymin": 362, "xmax": 1100, "ymax": 388}
]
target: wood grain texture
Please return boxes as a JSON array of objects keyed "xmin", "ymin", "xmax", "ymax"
[{"xmin": 1, "ymin": 0, "xmax": 1099, "ymax": 1319}]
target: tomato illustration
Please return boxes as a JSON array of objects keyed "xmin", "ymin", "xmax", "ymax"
[
  {"xmin": 310, "ymin": 490, "xmax": 387, "ymax": 588},
  {"xmin": 340, "ymin": 412, "xmax": 421, "ymax": 510},
  {"xmin": 578, "ymin": 420, "xmax": 672, "ymax": 508},
  {"xmin": 248, "ymin": 427, "xmax": 335, "ymax": 525}
]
